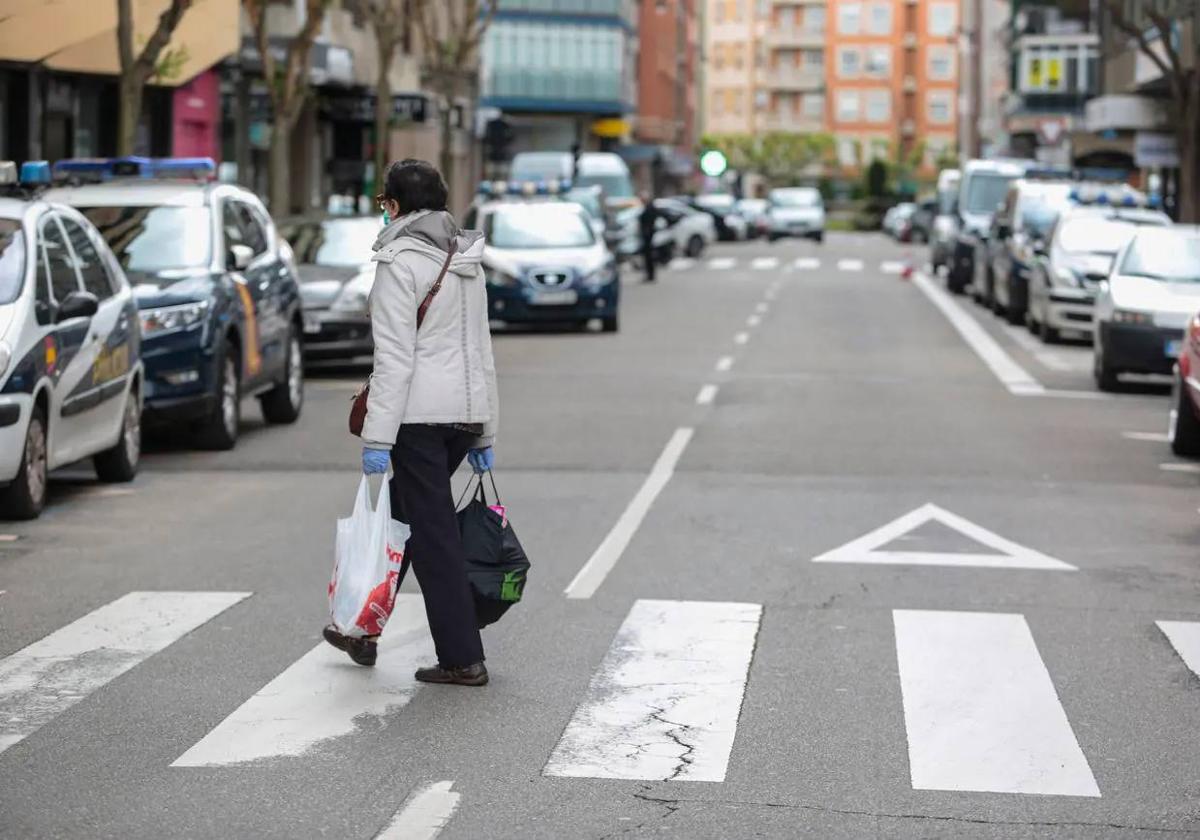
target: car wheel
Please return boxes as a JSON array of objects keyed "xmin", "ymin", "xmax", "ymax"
[
  {"xmin": 602, "ymin": 315, "xmax": 619, "ymax": 333},
  {"xmin": 195, "ymin": 346, "xmax": 240, "ymax": 450},
  {"xmin": 94, "ymin": 386, "xmax": 140, "ymax": 482},
  {"xmin": 1093, "ymin": 338, "xmax": 1118, "ymax": 391},
  {"xmin": 813, "ymin": 232, "xmax": 824, "ymax": 244},
  {"xmin": 260, "ymin": 327, "xmax": 304, "ymax": 424},
  {"xmin": 1005, "ymin": 300, "xmax": 1024, "ymax": 326},
  {"xmin": 1039, "ymin": 316, "xmax": 1060, "ymax": 344},
  {"xmin": 1169, "ymin": 370, "xmax": 1200, "ymax": 456},
  {"xmin": 685, "ymin": 235, "xmax": 704, "ymax": 258},
  {"xmin": 1, "ymin": 405, "xmax": 48, "ymax": 520}
]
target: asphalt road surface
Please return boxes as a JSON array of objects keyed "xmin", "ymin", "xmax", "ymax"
[{"xmin": 3, "ymin": 232, "xmax": 1200, "ymax": 840}]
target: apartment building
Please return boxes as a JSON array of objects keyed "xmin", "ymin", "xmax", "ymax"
[
  {"xmin": 825, "ymin": 0, "xmax": 960, "ymax": 172},
  {"xmin": 633, "ymin": 0, "xmax": 700, "ymax": 192}
]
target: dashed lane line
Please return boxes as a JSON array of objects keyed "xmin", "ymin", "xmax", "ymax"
[
  {"xmin": 837, "ymin": 259, "xmax": 864, "ymax": 271},
  {"xmin": 707, "ymin": 257, "xmax": 736, "ymax": 271},
  {"xmin": 734, "ymin": 332, "xmax": 750, "ymax": 345},
  {"xmin": 715, "ymin": 356, "xmax": 734, "ymax": 373},
  {"xmin": 880, "ymin": 260, "xmax": 906, "ymax": 274},
  {"xmin": 668, "ymin": 257, "xmax": 695, "ymax": 271},
  {"xmin": 747, "ymin": 314, "xmax": 762, "ymax": 328},
  {"xmin": 755, "ymin": 302, "xmax": 769, "ymax": 314},
  {"xmin": 751, "ymin": 257, "xmax": 779, "ymax": 270},
  {"xmin": 696, "ymin": 384, "xmax": 718, "ymax": 405},
  {"xmin": 794, "ymin": 257, "xmax": 820, "ymax": 270},
  {"xmin": 374, "ymin": 781, "xmax": 461, "ymax": 840}
]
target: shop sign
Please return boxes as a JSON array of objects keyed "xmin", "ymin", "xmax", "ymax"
[{"xmin": 1134, "ymin": 131, "xmax": 1180, "ymax": 167}]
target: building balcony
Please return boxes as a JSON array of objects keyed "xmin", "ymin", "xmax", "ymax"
[
  {"xmin": 762, "ymin": 68, "xmax": 824, "ymax": 91},
  {"xmin": 482, "ymin": 67, "xmax": 631, "ymax": 113},
  {"xmin": 766, "ymin": 27, "xmax": 825, "ymax": 48},
  {"xmin": 757, "ymin": 113, "xmax": 825, "ymax": 133},
  {"xmin": 495, "ymin": 0, "xmax": 636, "ymax": 24},
  {"xmin": 1014, "ymin": 32, "xmax": 1099, "ymax": 97}
]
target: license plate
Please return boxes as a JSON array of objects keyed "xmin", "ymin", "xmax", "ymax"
[
  {"xmin": 303, "ymin": 313, "xmax": 322, "ymax": 334},
  {"xmin": 530, "ymin": 290, "xmax": 578, "ymax": 306},
  {"xmin": 1166, "ymin": 339, "xmax": 1182, "ymax": 357}
]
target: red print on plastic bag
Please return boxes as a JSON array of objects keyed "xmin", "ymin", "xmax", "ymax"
[{"xmin": 352, "ymin": 543, "xmax": 405, "ymax": 636}]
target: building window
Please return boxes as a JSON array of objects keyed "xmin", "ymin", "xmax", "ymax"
[
  {"xmin": 733, "ymin": 89, "xmax": 744, "ymax": 114},
  {"xmin": 804, "ymin": 5, "xmax": 826, "ymax": 33},
  {"xmin": 865, "ymin": 46, "xmax": 890, "ymax": 77},
  {"xmin": 802, "ymin": 93, "xmax": 825, "ymax": 118},
  {"xmin": 838, "ymin": 2, "xmax": 862, "ymax": 34},
  {"xmin": 803, "ymin": 49, "xmax": 824, "ymax": 70},
  {"xmin": 927, "ymin": 91, "xmax": 954, "ymax": 124},
  {"xmin": 838, "ymin": 137, "xmax": 859, "ymax": 167},
  {"xmin": 865, "ymin": 89, "xmax": 891, "ymax": 123},
  {"xmin": 928, "ymin": 46, "xmax": 954, "ymax": 80},
  {"xmin": 838, "ymin": 47, "xmax": 861, "ymax": 78},
  {"xmin": 929, "ymin": 2, "xmax": 956, "ymax": 36},
  {"xmin": 867, "ymin": 2, "xmax": 892, "ymax": 35},
  {"xmin": 732, "ymin": 43, "xmax": 744, "ymax": 68},
  {"xmin": 713, "ymin": 90, "xmax": 724, "ymax": 115},
  {"xmin": 836, "ymin": 90, "xmax": 861, "ymax": 121}
]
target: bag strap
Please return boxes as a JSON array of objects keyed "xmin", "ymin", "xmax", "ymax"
[{"xmin": 416, "ymin": 243, "xmax": 458, "ymax": 328}]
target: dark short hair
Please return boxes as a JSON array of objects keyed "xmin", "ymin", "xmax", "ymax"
[{"xmin": 380, "ymin": 159, "xmax": 448, "ymax": 215}]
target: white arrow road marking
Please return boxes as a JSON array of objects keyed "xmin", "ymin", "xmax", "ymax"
[
  {"xmin": 544, "ymin": 599, "xmax": 762, "ymax": 782},
  {"xmin": 894, "ymin": 610, "xmax": 1100, "ymax": 797},
  {"xmin": 374, "ymin": 781, "xmax": 461, "ymax": 840},
  {"xmin": 668, "ymin": 257, "xmax": 695, "ymax": 271},
  {"xmin": 707, "ymin": 257, "xmax": 736, "ymax": 271},
  {"xmin": 0, "ymin": 591, "xmax": 250, "ymax": 756},
  {"xmin": 811, "ymin": 503, "xmax": 1075, "ymax": 570},
  {"xmin": 837, "ymin": 259, "xmax": 864, "ymax": 271},
  {"xmin": 172, "ymin": 596, "xmax": 432, "ymax": 766},
  {"xmin": 794, "ymin": 257, "xmax": 821, "ymax": 270},
  {"xmin": 565, "ymin": 428, "xmax": 694, "ymax": 599},
  {"xmin": 1158, "ymin": 621, "xmax": 1200, "ymax": 678},
  {"xmin": 880, "ymin": 260, "xmax": 906, "ymax": 274},
  {"xmin": 751, "ymin": 257, "xmax": 779, "ymax": 270},
  {"xmin": 912, "ymin": 271, "xmax": 1046, "ymax": 395}
]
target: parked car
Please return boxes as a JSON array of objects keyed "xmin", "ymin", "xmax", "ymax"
[
  {"xmin": 766, "ymin": 187, "xmax": 825, "ymax": 242},
  {"xmin": 947, "ymin": 159, "xmax": 1030, "ymax": 294},
  {"xmin": 908, "ymin": 198, "xmax": 939, "ymax": 244},
  {"xmin": 1094, "ymin": 226, "xmax": 1200, "ymax": 392},
  {"xmin": 1170, "ymin": 308, "xmax": 1200, "ymax": 456},
  {"xmin": 278, "ymin": 215, "xmax": 382, "ymax": 361},
  {"xmin": 930, "ymin": 168, "xmax": 961, "ymax": 273},
  {"xmin": 883, "ymin": 202, "xmax": 917, "ymax": 240},
  {"xmin": 45, "ymin": 157, "xmax": 305, "ymax": 451},
  {"xmin": 987, "ymin": 180, "xmax": 1074, "ymax": 323},
  {"xmin": 475, "ymin": 199, "xmax": 619, "ymax": 332},
  {"xmin": 735, "ymin": 198, "xmax": 770, "ymax": 238},
  {"xmin": 690, "ymin": 194, "xmax": 749, "ymax": 241},
  {"xmin": 0, "ymin": 163, "xmax": 145, "ymax": 519},
  {"xmin": 656, "ymin": 198, "xmax": 717, "ymax": 257}
]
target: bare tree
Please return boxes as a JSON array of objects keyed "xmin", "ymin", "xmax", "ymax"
[
  {"xmin": 1105, "ymin": 0, "xmax": 1200, "ymax": 221},
  {"xmin": 366, "ymin": 0, "xmax": 411, "ymax": 194},
  {"xmin": 413, "ymin": 0, "xmax": 495, "ymax": 190},
  {"xmin": 243, "ymin": 0, "xmax": 329, "ymax": 213},
  {"xmin": 117, "ymin": 0, "xmax": 194, "ymax": 155}
]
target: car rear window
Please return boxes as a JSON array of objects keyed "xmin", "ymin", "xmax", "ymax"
[
  {"xmin": 770, "ymin": 189, "xmax": 821, "ymax": 208},
  {"xmin": 79, "ymin": 205, "xmax": 212, "ymax": 275},
  {"xmin": 0, "ymin": 220, "xmax": 25, "ymax": 305},
  {"xmin": 1120, "ymin": 230, "xmax": 1200, "ymax": 283}
]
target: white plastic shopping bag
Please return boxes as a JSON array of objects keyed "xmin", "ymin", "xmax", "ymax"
[{"xmin": 328, "ymin": 476, "xmax": 411, "ymax": 637}]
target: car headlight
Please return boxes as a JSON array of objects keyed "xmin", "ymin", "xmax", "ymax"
[
  {"xmin": 0, "ymin": 340, "xmax": 10, "ymax": 379},
  {"xmin": 1054, "ymin": 266, "xmax": 1081, "ymax": 287},
  {"xmin": 1113, "ymin": 309, "xmax": 1153, "ymax": 325},
  {"xmin": 331, "ymin": 285, "xmax": 370, "ymax": 314},
  {"xmin": 140, "ymin": 301, "xmax": 209, "ymax": 337},
  {"xmin": 485, "ymin": 267, "xmax": 519, "ymax": 287},
  {"xmin": 584, "ymin": 263, "xmax": 617, "ymax": 287}
]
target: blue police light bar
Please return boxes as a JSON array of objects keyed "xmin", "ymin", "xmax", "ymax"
[
  {"xmin": 19, "ymin": 161, "xmax": 51, "ymax": 185},
  {"xmin": 53, "ymin": 156, "xmax": 216, "ymax": 181}
]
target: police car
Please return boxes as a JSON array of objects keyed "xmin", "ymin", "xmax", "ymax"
[
  {"xmin": 0, "ymin": 161, "xmax": 143, "ymax": 519},
  {"xmin": 43, "ymin": 157, "xmax": 304, "ymax": 450},
  {"xmin": 464, "ymin": 181, "xmax": 620, "ymax": 332}
]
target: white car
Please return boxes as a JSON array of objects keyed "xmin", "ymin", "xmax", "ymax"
[
  {"xmin": 656, "ymin": 199, "xmax": 717, "ymax": 258},
  {"xmin": 767, "ymin": 187, "xmax": 825, "ymax": 242},
  {"xmin": 0, "ymin": 163, "xmax": 144, "ymax": 519},
  {"xmin": 1093, "ymin": 225, "xmax": 1200, "ymax": 390}
]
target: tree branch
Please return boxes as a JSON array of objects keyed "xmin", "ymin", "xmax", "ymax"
[
  {"xmin": 134, "ymin": 0, "xmax": 194, "ymax": 81},
  {"xmin": 1106, "ymin": 0, "xmax": 1176, "ymax": 91},
  {"xmin": 1145, "ymin": 9, "xmax": 1186, "ymax": 96},
  {"xmin": 279, "ymin": 0, "xmax": 328, "ymax": 120}
]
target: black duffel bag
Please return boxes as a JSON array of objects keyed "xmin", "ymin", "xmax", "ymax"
[{"xmin": 457, "ymin": 473, "xmax": 530, "ymax": 628}]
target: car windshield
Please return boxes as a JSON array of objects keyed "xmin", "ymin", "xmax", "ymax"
[
  {"xmin": 486, "ymin": 207, "xmax": 595, "ymax": 249},
  {"xmin": 770, "ymin": 189, "xmax": 820, "ymax": 208},
  {"xmin": 80, "ymin": 205, "xmax": 212, "ymax": 275},
  {"xmin": 286, "ymin": 217, "xmax": 380, "ymax": 267},
  {"xmin": 575, "ymin": 172, "xmax": 634, "ymax": 199},
  {"xmin": 0, "ymin": 220, "xmax": 25, "ymax": 305},
  {"xmin": 1057, "ymin": 219, "xmax": 1137, "ymax": 255},
  {"xmin": 963, "ymin": 173, "xmax": 1017, "ymax": 214},
  {"xmin": 1120, "ymin": 230, "xmax": 1200, "ymax": 282}
]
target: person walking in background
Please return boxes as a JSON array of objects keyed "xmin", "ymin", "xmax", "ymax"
[
  {"xmin": 638, "ymin": 190, "xmax": 662, "ymax": 282},
  {"xmin": 323, "ymin": 159, "xmax": 499, "ymax": 687}
]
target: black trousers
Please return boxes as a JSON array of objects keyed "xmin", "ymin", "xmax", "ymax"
[
  {"xmin": 388, "ymin": 424, "xmax": 484, "ymax": 668},
  {"xmin": 641, "ymin": 238, "xmax": 657, "ymax": 280}
]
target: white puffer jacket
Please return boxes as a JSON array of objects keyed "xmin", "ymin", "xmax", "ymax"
[{"xmin": 361, "ymin": 210, "xmax": 498, "ymax": 450}]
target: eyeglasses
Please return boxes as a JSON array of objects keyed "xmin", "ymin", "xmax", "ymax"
[{"xmin": 376, "ymin": 193, "xmax": 389, "ymax": 210}]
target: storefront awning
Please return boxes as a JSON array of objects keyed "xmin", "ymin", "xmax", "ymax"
[{"xmin": 0, "ymin": 0, "xmax": 237, "ymax": 86}]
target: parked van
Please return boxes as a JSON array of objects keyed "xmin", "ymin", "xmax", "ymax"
[{"xmin": 510, "ymin": 151, "xmax": 637, "ymax": 212}]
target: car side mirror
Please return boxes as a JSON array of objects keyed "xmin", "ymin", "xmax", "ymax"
[
  {"xmin": 56, "ymin": 290, "xmax": 99, "ymax": 323},
  {"xmin": 227, "ymin": 244, "xmax": 254, "ymax": 271}
]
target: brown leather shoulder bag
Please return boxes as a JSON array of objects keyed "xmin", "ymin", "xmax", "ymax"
[{"xmin": 349, "ymin": 244, "xmax": 457, "ymax": 437}]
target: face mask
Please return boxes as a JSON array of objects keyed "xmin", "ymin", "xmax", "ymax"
[{"xmin": 382, "ymin": 209, "xmax": 391, "ymax": 225}]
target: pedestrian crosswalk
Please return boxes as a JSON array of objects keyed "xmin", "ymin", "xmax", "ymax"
[
  {"xmin": 4, "ymin": 590, "xmax": 1198, "ymax": 800},
  {"xmin": 680, "ymin": 256, "xmax": 908, "ymax": 274}
]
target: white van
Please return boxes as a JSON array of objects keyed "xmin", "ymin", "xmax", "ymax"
[{"xmin": 510, "ymin": 151, "xmax": 637, "ymax": 212}]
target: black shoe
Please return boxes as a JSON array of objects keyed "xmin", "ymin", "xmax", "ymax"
[
  {"xmin": 322, "ymin": 625, "xmax": 377, "ymax": 667},
  {"xmin": 414, "ymin": 662, "xmax": 488, "ymax": 686}
]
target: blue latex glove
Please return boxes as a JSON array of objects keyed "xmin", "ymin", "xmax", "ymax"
[
  {"xmin": 467, "ymin": 447, "xmax": 494, "ymax": 474},
  {"xmin": 362, "ymin": 448, "xmax": 390, "ymax": 475}
]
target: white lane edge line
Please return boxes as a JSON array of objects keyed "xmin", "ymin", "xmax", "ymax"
[
  {"xmin": 747, "ymin": 314, "xmax": 762, "ymax": 328},
  {"xmin": 734, "ymin": 332, "xmax": 750, "ymax": 345},
  {"xmin": 911, "ymin": 272, "xmax": 1044, "ymax": 395},
  {"xmin": 715, "ymin": 356, "xmax": 734, "ymax": 373},
  {"xmin": 1157, "ymin": 621, "xmax": 1200, "ymax": 679},
  {"xmin": 564, "ymin": 428, "xmax": 695, "ymax": 600},
  {"xmin": 374, "ymin": 781, "xmax": 461, "ymax": 840},
  {"xmin": 696, "ymin": 384, "xmax": 718, "ymax": 406},
  {"xmin": 1123, "ymin": 431, "xmax": 1170, "ymax": 443},
  {"xmin": 755, "ymin": 302, "xmax": 769, "ymax": 314}
]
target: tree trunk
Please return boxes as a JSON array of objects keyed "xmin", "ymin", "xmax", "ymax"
[
  {"xmin": 439, "ymin": 102, "xmax": 455, "ymax": 194},
  {"xmin": 374, "ymin": 46, "xmax": 395, "ymax": 197},
  {"xmin": 268, "ymin": 123, "xmax": 292, "ymax": 215},
  {"xmin": 1178, "ymin": 92, "xmax": 1199, "ymax": 224},
  {"xmin": 118, "ymin": 77, "xmax": 142, "ymax": 156}
]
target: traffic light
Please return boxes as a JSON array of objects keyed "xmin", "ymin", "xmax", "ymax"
[{"xmin": 484, "ymin": 118, "xmax": 515, "ymax": 163}]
